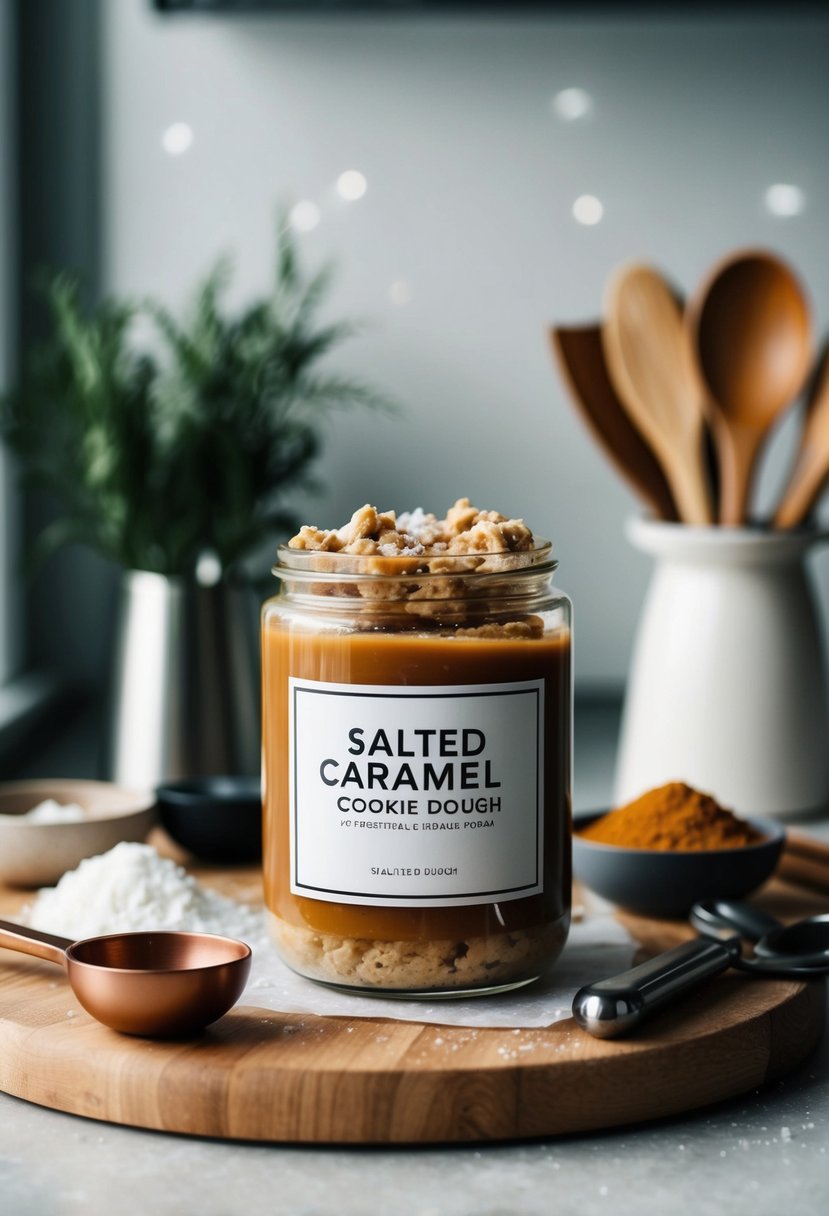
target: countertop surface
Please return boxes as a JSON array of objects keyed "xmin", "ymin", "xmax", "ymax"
[{"xmin": 2, "ymin": 697, "xmax": 828, "ymax": 1216}]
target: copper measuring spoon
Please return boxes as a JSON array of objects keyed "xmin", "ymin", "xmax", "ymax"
[{"xmin": 0, "ymin": 917, "xmax": 252, "ymax": 1037}]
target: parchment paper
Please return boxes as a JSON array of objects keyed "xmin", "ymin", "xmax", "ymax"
[{"xmin": 240, "ymin": 910, "xmax": 634, "ymax": 1029}]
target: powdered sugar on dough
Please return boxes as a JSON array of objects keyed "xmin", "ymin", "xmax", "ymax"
[{"xmin": 290, "ymin": 498, "xmax": 534, "ymax": 559}]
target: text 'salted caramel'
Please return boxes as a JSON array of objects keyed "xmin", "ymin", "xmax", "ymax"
[{"xmin": 261, "ymin": 500, "xmax": 573, "ymax": 996}]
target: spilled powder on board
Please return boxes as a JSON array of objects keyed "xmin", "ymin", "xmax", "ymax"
[{"xmin": 25, "ymin": 841, "xmax": 262, "ymax": 942}]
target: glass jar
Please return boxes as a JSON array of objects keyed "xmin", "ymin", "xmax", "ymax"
[{"xmin": 261, "ymin": 541, "xmax": 572, "ymax": 997}]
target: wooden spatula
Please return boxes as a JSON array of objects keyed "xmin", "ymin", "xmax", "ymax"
[
  {"xmin": 550, "ymin": 324, "xmax": 678, "ymax": 521},
  {"xmin": 602, "ymin": 264, "xmax": 712, "ymax": 525},
  {"xmin": 774, "ymin": 341, "xmax": 829, "ymax": 528}
]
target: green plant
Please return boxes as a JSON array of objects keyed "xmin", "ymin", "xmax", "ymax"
[{"xmin": 1, "ymin": 225, "xmax": 388, "ymax": 577}]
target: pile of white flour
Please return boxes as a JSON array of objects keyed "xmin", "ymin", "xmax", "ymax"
[
  {"xmin": 0, "ymin": 798, "xmax": 85, "ymax": 824},
  {"xmin": 26, "ymin": 842, "xmax": 262, "ymax": 942}
]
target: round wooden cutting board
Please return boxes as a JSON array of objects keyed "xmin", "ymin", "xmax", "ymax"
[{"xmin": 0, "ymin": 871, "xmax": 824, "ymax": 1144}]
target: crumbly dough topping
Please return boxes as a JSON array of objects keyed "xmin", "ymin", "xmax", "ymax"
[
  {"xmin": 282, "ymin": 500, "xmax": 550, "ymax": 632},
  {"xmin": 290, "ymin": 498, "xmax": 535, "ymax": 559}
]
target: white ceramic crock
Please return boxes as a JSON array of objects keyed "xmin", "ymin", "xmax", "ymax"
[{"xmin": 613, "ymin": 518, "xmax": 829, "ymax": 819}]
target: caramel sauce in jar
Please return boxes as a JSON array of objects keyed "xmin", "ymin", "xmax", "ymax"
[{"xmin": 262, "ymin": 535, "xmax": 572, "ymax": 996}]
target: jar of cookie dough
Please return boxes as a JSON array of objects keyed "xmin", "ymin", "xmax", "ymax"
[{"xmin": 261, "ymin": 500, "xmax": 572, "ymax": 996}]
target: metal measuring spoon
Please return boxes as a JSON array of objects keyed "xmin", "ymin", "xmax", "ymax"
[
  {"xmin": 0, "ymin": 917, "xmax": 251, "ymax": 1037},
  {"xmin": 573, "ymin": 900, "xmax": 829, "ymax": 1039},
  {"xmin": 757, "ymin": 917, "xmax": 829, "ymax": 958},
  {"xmin": 690, "ymin": 898, "xmax": 829, "ymax": 964}
]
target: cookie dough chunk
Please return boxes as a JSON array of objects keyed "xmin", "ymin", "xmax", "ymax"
[
  {"xmin": 267, "ymin": 912, "xmax": 565, "ymax": 992},
  {"xmin": 289, "ymin": 498, "xmax": 534, "ymax": 559}
]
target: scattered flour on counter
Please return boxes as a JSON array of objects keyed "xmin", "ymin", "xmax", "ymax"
[{"xmin": 25, "ymin": 842, "xmax": 263, "ymax": 942}]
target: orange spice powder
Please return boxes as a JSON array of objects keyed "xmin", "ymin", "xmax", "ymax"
[{"xmin": 578, "ymin": 781, "xmax": 762, "ymax": 851}]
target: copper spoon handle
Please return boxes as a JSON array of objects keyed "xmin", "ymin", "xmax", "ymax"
[{"xmin": 0, "ymin": 917, "xmax": 72, "ymax": 968}]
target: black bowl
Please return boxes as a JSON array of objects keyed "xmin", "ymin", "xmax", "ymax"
[
  {"xmin": 572, "ymin": 810, "xmax": 785, "ymax": 919},
  {"xmin": 156, "ymin": 776, "xmax": 262, "ymax": 865}
]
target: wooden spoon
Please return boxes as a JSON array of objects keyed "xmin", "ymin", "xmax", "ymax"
[
  {"xmin": 602, "ymin": 264, "xmax": 712, "ymax": 525},
  {"xmin": 550, "ymin": 324, "xmax": 678, "ymax": 521},
  {"xmin": 774, "ymin": 342, "xmax": 829, "ymax": 528},
  {"xmin": 688, "ymin": 250, "xmax": 812, "ymax": 526}
]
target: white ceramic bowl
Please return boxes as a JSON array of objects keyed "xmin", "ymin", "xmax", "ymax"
[{"xmin": 0, "ymin": 779, "xmax": 157, "ymax": 888}]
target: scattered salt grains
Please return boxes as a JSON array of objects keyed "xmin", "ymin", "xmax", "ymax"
[{"xmin": 395, "ymin": 508, "xmax": 433, "ymax": 541}]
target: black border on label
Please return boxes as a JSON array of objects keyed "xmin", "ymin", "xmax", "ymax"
[{"xmin": 290, "ymin": 681, "xmax": 543, "ymax": 902}]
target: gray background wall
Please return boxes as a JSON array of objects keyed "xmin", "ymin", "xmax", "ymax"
[
  {"xmin": 0, "ymin": 0, "xmax": 17, "ymax": 686},
  {"xmin": 21, "ymin": 2, "xmax": 829, "ymax": 691},
  {"xmin": 15, "ymin": 0, "xmax": 104, "ymax": 685}
]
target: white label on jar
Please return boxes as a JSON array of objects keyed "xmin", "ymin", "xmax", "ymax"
[{"xmin": 288, "ymin": 677, "xmax": 544, "ymax": 908}]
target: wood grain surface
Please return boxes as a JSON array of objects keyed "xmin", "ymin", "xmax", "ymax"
[{"xmin": 0, "ymin": 870, "xmax": 824, "ymax": 1144}]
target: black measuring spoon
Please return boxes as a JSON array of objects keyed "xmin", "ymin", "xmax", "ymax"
[
  {"xmin": 691, "ymin": 899, "xmax": 829, "ymax": 965},
  {"xmin": 573, "ymin": 899, "xmax": 829, "ymax": 1039}
]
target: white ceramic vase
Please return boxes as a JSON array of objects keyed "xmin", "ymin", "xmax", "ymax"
[{"xmin": 614, "ymin": 518, "xmax": 829, "ymax": 819}]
